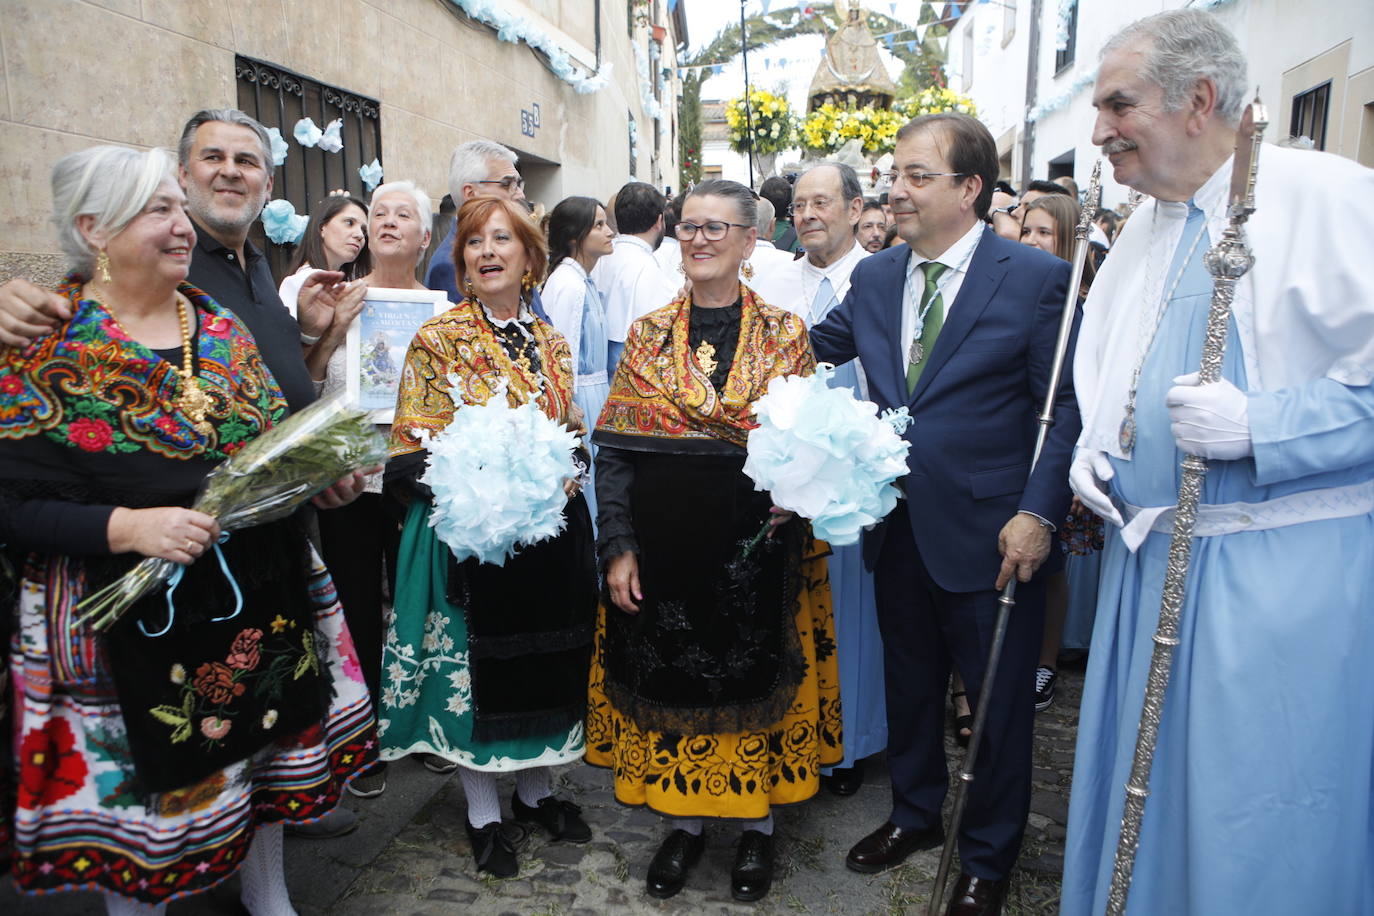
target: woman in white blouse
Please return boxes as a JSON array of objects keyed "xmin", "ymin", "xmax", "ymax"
[
  {"xmin": 277, "ymin": 183, "xmax": 434, "ymax": 800},
  {"xmin": 278, "ymin": 192, "xmax": 370, "ymax": 314},
  {"xmin": 540, "ymin": 197, "xmax": 615, "ymax": 518}
]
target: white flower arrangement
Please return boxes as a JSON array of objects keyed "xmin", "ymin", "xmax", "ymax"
[
  {"xmin": 743, "ymin": 365, "xmax": 912, "ymax": 546},
  {"xmin": 421, "ymin": 376, "xmax": 579, "ymax": 566}
]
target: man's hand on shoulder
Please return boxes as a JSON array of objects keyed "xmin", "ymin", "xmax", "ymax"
[
  {"xmin": 0, "ymin": 278, "xmax": 71, "ymax": 347},
  {"xmin": 995, "ymin": 511, "xmax": 1052, "ymax": 589}
]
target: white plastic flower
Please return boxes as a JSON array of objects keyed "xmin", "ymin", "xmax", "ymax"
[
  {"xmin": 422, "ymin": 375, "xmax": 579, "ymax": 565},
  {"xmin": 293, "ymin": 117, "xmax": 323, "ymax": 147},
  {"xmin": 743, "ymin": 365, "xmax": 912, "ymax": 545},
  {"xmin": 318, "ymin": 118, "xmax": 344, "ymax": 153}
]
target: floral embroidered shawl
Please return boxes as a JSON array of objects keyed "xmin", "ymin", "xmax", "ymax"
[{"xmin": 0, "ymin": 276, "xmax": 285, "ymax": 506}]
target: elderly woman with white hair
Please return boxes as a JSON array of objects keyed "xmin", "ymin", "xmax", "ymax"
[
  {"xmin": 0, "ymin": 145, "xmax": 375, "ymax": 915},
  {"xmin": 279, "ymin": 179, "xmax": 436, "ymax": 801}
]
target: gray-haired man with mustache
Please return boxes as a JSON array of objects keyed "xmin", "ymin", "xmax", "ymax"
[{"xmin": 1063, "ymin": 10, "xmax": 1374, "ymax": 913}]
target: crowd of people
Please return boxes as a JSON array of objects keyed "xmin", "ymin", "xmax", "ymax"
[{"xmin": 0, "ymin": 9, "xmax": 1371, "ymax": 916}]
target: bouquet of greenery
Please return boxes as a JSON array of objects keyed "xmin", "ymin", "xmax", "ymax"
[{"xmin": 73, "ymin": 391, "xmax": 388, "ymax": 631}]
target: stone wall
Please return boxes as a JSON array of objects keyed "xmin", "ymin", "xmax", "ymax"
[{"xmin": 0, "ymin": 0, "xmax": 680, "ymax": 280}]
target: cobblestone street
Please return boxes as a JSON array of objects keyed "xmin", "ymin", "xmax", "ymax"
[{"xmin": 6, "ymin": 665, "xmax": 1083, "ymax": 915}]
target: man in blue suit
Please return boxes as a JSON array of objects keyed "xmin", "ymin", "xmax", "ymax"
[{"xmin": 811, "ymin": 112, "xmax": 1079, "ymax": 916}]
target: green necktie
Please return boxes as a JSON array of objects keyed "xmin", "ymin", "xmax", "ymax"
[{"xmin": 906, "ymin": 261, "xmax": 947, "ymax": 394}]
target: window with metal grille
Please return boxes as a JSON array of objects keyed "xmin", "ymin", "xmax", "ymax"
[
  {"xmin": 1291, "ymin": 82, "xmax": 1331, "ymax": 150},
  {"xmin": 235, "ymin": 56, "xmax": 383, "ymax": 281},
  {"xmin": 1054, "ymin": 1, "xmax": 1077, "ymax": 75}
]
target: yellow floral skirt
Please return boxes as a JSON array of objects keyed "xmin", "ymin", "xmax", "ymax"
[{"xmin": 585, "ymin": 554, "xmax": 842, "ymax": 820}]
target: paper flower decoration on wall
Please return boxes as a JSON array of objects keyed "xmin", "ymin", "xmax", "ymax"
[
  {"xmin": 261, "ymin": 199, "xmax": 308, "ymax": 245},
  {"xmin": 293, "ymin": 117, "xmax": 323, "ymax": 148},
  {"xmin": 359, "ymin": 158, "xmax": 384, "ymax": 192},
  {"xmin": 318, "ymin": 118, "xmax": 343, "ymax": 154},
  {"xmin": 265, "ymin": 127, "xmax": 289, "ymax": 166}
]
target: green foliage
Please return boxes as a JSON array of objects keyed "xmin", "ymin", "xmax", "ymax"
[
  {"xmin": 684, "ymin": 2, "xmax": 951, "ymax": 97},
  {"xmin": 677, "ymin": 72, "xmax": 703, "ymax": 185}
]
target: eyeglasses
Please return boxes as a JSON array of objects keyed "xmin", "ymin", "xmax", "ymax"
[
  {"xmin": 884, "ymin": 170, "xmax": 968, "ymax": 188},
  {"xmin": 786, "ymin": 197, "xmax": 835, "ymax": 218},
  {"xmin": 476, "ymin": 175, "xmax": 525, "ymax": 191},
  {"xmin": 674, "ymin": 220, "xmax": 750, "ymax": 241}
]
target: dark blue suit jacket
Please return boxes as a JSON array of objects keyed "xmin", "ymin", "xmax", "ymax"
[{"xmin": 810, "ymin": 227, "xmax": 1080, "ymax": 593}]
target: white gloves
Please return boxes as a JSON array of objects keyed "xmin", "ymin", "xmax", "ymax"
[
  {"xmin": 1165, "ymin": 373, "xmax": 1252, "ymax": 460},
  {"xmin": 1069, "ymin": 448, "xmax": 1123, "ymax": 526}
]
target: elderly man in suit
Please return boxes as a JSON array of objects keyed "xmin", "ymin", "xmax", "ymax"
[{"xmin": 810, "ymin": 112, "xmax": 1079, "ymax": 916}]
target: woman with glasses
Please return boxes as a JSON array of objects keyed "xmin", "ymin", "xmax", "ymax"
[{"xmin": 585, "ymin": 179, "xmax": 841, "ymax": 904}]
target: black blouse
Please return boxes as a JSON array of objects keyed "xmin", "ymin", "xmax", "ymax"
[{"xmin": 595, "ymin": 299, "xmax": 744, "ymax": 563}]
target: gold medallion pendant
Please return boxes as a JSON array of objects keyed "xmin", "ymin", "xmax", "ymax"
[
  {"xmin": 695, "ymin": 339, "xmax": 718, "ymax": 377},
  {"xmin": 179, "ymin": 380, "xmax": 214, "ymax": 436},
  {"xmin": 176, "ymin": 294, "xmax": 214, "ymax": 436}
]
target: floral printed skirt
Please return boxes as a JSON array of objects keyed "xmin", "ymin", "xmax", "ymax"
[
  {"xmin": 585, "ymin": 553, "xmax": 842, "ymax": 820},
  {"xmin": 376, "ymin": 506, "xmax": 586, "ymax": 772},
  {"xmin": 6, "ymin": 548, "xmax": 375, "ymax": 905}
]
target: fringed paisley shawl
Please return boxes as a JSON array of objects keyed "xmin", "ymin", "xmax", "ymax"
[
  {"xmin": 594, "ymin": 285, "xmax": 815, "ymax": 453},
  {"xmin": 390, "ymin": 298, "xmax": 576, "ymax": 459}
]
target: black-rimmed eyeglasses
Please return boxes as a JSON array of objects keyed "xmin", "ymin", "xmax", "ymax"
[
  {"xmin": 674, "ymin": 220, "xmax": 751, "ymax": 241},
  {"xmin": 476, "ymin": 175, "xmax": 525, "ymax": 191}
]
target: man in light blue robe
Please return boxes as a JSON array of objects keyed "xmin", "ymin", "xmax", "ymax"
[
  {"xmin": 1065, "ymin": 10, "xmax": 1374, "ymax": 914},
  {"xmin": 749, "ymin": 162, "xmax": 887, "ymax": 796}
]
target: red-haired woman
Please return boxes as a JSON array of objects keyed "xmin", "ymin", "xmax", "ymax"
[{"xmin": 379, "ymin": 197, "xmax": 597, "ymax": 878}]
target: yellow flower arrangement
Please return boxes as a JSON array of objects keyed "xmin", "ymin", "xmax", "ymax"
[
  {"xmin": 800, "ymin": 104, "xmax": 906, "ymax": 156},
  {"xmin": 725, "ymin": 89, "xmax": 797, "ymax": 155},
  {"xmin": 900, "ymin": 87, "xmax": 979, "ymax": 119}
]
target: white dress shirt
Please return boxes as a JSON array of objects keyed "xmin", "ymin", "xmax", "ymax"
[
  {"xmin": 899, "ymin": 220, "xmax": 984, "ymax": 375},
  {"xmin": 654, "ymin": 235, "xmax": 683, "ymax": 276},
  {"xmin": 748, "ymin": 237, "xmax": 868, "ymax": 325},
  {"xmin": 542, "ymin": 257, "xmax": 609, "ymax": 388},
  {"xmin": 590, "ymin": 234, "xmax": 679, "ymax": 343},
  {"xmin": 745, "ymin": 238, "xmax": 800, "ymax": 306}
]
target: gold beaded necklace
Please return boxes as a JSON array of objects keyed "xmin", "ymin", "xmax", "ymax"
[{"xmin": 87, "ymin": 284, "xmax": 214, "ymax": 435}]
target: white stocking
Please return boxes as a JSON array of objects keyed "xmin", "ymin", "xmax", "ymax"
[
  {"xmin": 239, "ymin": 822, "xmax": 298, "ymax": 916},
  {"xmin": 674, "ymin": 817, "xmax": 703, "ymax": 836},
  {"xmin": 458, "ymin": 766, "xmax": 502, "ymax": 828},
  {"xmin": 103, "ymin": 893, "xmax": 166, "ymax": 916},
  {"xmin": 515, "ymin": 766, "xmax": 552, "ymax": 807}
]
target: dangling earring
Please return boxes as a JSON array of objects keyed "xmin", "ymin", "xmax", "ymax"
[
  {"xmin": 521, "ymin": 272, "xmax": 536, "ymax": 295},
  {"xmin": 96, "ymin": 248, "xmax": 112, "ymax": 283},
  {"xmin": 463, "ymin": 279, "xmax": 477, "ymax": 299},
  {"xmin": 740, "ymin": 260, "xmax": 754, "ymax": 281}
]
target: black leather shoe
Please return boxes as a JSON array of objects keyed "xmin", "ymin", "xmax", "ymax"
[
  {"xmin": 511, "ymin": 793, "xmax": 592, "ymax": 843},
  {"xmin": 646, "ymin": 829, "xmax": 705, "ymax": 899},
  {"xmin": 823, "ymin": 760, "xmax": 866, "ymax": 796},
  {"xmin": 845, "ymin": 820, "xmax": 944, "ymax": 873},
  {"xmin": 946, "ymin": 871, "xmax": 1008, "ymax": 915},
  {"xmin": 731, "ymin": 830, "xmax": 774, "ymax": 902},
  {"xmin": 465, "ymin": 820, "xmax": 519, "ymax": 878}
]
